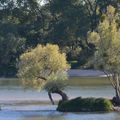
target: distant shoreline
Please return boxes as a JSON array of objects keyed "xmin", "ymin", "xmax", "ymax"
[
  {"xmin": 68, "ymin": 69, "xmax": 107, "ymax": 77},
  {"xmin": 0, "ymin": 69, "xmax": 107, "ymax": 79}
]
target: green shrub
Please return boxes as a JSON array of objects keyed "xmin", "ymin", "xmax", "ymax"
[
  {"xmin": 57, "ymin": 97, "xmax": 113, "ymax": 112},
  {"xmin": 93, "ymin": 98, "xmax": 113, "ymax": 111}
]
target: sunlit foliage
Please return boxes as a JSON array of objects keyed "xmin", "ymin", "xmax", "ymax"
[
  {"xmin": 88, "ymin": 6, "xmax": 120, "ymax": 103},
  {"xmin": 17, "ymin": 44, "xmax": 70, "ymax": 90}
]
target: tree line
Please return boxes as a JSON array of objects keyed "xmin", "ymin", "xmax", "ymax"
[{"xmin": 0, "ymin": 0, "xmax": 120, "ymax": 76}]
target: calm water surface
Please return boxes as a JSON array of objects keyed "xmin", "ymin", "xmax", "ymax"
[{"xmin": 0, "ymin": 77, "xmax": 119, "ymax": 120}]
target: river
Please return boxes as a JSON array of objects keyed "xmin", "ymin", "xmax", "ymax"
[{"xmin": 0, "ymin": 77, "xmax": 119, "ymax": 120}]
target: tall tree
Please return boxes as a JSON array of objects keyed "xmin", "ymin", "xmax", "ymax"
[
  {"xmin": 0, "ymin": 33, "xmax": 25, "ymax": 76},
  {"xmin": 88, "ymin": 6, "xmax": 120, "ymax": 105},
  {"xmin": 17, "ymin": 44, "xmax": 70, "ymax": 104},
  {"xmin": 42, "ymin": 0, "xmax": 92, "ymax": 63}
]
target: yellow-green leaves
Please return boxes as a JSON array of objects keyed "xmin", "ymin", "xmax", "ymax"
[
  {"xmin": 17, "ymin": 44, "xmax": 70, "ymax": 90},
  {"xmin": 107, "ymin": 5, "xmax": 115, "ymax": 18},
  {"xmin": 88, "ymin": 6, "xmax": 120, "ymax": 73},
  {"xmin": 87, "ymin": 31, "xmax": 100, "ymax": 46}
]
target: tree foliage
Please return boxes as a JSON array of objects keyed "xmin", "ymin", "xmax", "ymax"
[
  {"xmin": 88, "ymin": 5, "xmax": 120, "ymax": 72},
  {"xmin": 0, "ymin": 0, "xmax": 120, "ymax": 75},
  {"xmin": 88, "ymin": 5, "xmax": 120, "ymax": 104},
  {"xmin": 17, "ymin": 44, "xmax": 69, "ymax": 104},
  {"xmin": 17, "ymin": 44, "xmax": 70, "ymax": 90}
]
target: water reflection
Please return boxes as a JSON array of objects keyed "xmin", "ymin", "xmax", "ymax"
[
  {"xmin": 0, "ymin": 110, "xmax": 120, "ymax": 120},
  {"xmin": 20, "ymin": 112, "xmax": 120, "ymax": 120},
  {"xmin": 0, "ymin": 77, "xmax": 119, "ymax": 120},
  {"xmin": 0, "ymin": 77, "xmax": 114, "ymax": 102}
]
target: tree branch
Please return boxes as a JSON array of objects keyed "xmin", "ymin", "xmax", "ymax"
[
  {"xmin": 103, "ymin": 71, "xmax": 116, "ymax": 88},
  {"xmin": 48, "ymin": 91, "xmax": 55, "ymax": 105}
]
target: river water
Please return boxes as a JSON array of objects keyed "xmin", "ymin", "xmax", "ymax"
[{"xmin": 0, "ymin": 77, "xmax": 120, "ymax": 120}]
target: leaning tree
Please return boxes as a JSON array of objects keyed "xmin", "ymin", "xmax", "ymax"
[
  {"xmin": 17, "ymin": 44, "xmax": 70, "ymax": 104},
  {"xmin": 88, "ymin": 5, "xmax": 120, "ymax": 105}
]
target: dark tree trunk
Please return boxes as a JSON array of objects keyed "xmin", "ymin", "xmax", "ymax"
[
  {"xmin": 53, "ymin": 89, "xmax": 68, "ymax": 101},
  {"xmin": 112, "ymin": 96, "xmax": 120, "ymax": 106},
  {"xmin": 48, "ymin": 91, "xmax": 55, "ymax": 105},
  {"xmin": 114, "ymin": 88, "xmax": 120, "ymax": 105},
  {"xmin": 48, "ymin": 89, "xmax": 68, "ymax": 105},
  {"xmin": 112, "ymin": 74, "xmax": 120, "ymax": 106}
]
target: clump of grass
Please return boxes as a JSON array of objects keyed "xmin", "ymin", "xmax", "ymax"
[{"xmin": 57, "ymin": 97, "xmax": 113, "ymax": 112}]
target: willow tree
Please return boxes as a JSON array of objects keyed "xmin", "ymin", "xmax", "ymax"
[
  {"xmin": 88, "ymin": 5, "xmax": 120, "ymax": 105},
  {"xmin": 17, "ymin": 44, "xmax": 70, "ymax": 104}
]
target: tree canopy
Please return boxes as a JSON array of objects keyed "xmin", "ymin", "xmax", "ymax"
[
  {"xmin": 17, "ymin": 44, "xmax": 70, "ymax": 104},
  {"xmin": 0, "ymin": 0, "xmax": 120, "ymax": 76},
  {"xmin": 88, "ymin": 5, "xmax": 120, "ymax": 73},
  {"xmin": 17, "ymin": 44, "xmax": 70, "ymax": 90},
  {"xmin": 88, "ymin": 5, "xmax": 120, "ymax": 105}
]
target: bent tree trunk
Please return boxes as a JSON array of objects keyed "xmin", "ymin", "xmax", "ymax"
[{"xmin": 48, "ymin": 90, "xmax": 68, "ymax": 105}]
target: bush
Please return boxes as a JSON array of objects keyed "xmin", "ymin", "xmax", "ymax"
[{"xmin": 57, "ymin": 97, "xmax": 113, "ymax": 112}]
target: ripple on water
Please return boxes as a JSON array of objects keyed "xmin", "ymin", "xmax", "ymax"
[{"xmin": 0, "ymin": 110, "xmax": 120, "ymax": 120}]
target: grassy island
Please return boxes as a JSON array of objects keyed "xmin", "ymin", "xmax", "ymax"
[{"xmin": 57, "ymin": 97, "xmax": 113, "ymax": 112}]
